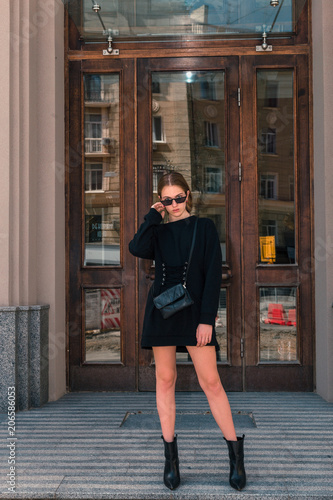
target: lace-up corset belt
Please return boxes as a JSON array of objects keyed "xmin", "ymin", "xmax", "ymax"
[{"xmin": 161, "ymin": 262, "xmax": 189, "ymax": 289}]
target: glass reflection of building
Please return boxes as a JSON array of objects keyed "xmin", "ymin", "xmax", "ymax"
[
  {"xmin": 257, "ymin": 70, "xmax": 295, "ymax": 264},
  {"xmin": 82, "ymin": 0, "xmax": 296, "ymax": 37},
  {"xmin": 152, "ymin": 71, "xmax": 226, "ymax": 261},
  {"xmin": 84, "ymin": 74, "xmax": 120, "ymax": 266},
  {"xmin": 151, "ymin": 71, "xmax": 227, "ymax": 361}
]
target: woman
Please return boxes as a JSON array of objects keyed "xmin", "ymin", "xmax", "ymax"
[{"xmin": 129, "ymin": 172, "xmax": 246, "ymax": 491}]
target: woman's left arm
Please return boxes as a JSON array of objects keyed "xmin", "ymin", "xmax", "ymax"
[
  {"xmin": 199, "ymin": 219, "xmax": 223, "ymax": 327},
  {"xmin": 195, "ymin": 220, "xmax": 222, "ymax": 346}
]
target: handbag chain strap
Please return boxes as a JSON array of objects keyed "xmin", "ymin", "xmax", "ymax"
[{"xmin": 157, "ymin": 217, "xmax": 198, "ymax": 289}]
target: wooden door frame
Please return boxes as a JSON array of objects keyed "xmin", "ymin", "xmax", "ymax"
[
  {"xmin": 136, "ymin": 56, "xmax": 242, "ymax": 391},
  {"xmin": 66, "ymin": 58, "xmax": 137, "ymax": 391},
  {"xmin": 240, "ymin": 54, "xmax": 313, "ymax": 390},
  {"xmin": 65, "ymin": 2, "xmax": 313, "ymax": 393}
]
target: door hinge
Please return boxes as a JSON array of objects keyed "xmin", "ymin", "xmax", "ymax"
[
  {"xmin": 240, "ymin": 338, "xmax": 244, "ymax": 358},
  {"xmin": 238, "ymin": 88, "xmax": 241, "ymax": 107},
  {"xmin": 238, "ymin": 162, "xmax": 242, "ymax": 182}
]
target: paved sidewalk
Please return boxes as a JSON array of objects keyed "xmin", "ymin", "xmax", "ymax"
[{"xmin": 0, "ymin": 392, "xmax": 333, "ymax": 499}]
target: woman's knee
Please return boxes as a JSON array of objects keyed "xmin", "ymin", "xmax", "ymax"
[
  {"xmin": 199, "ymin": 374, "xmax": 222, "ymax": 396},
  {"xmin": 156, "ymin": 368, "xmax": 177, "ymax": 390}
]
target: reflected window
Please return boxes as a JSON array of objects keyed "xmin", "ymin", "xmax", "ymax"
[
  {"xmin": 205, "ymin": 121, "xmax": 220, "ymax": 148},
  {"xmin": 200, "ymin": 80, "xmax": 216, "ymax": 100},
  {"xmin": 85, "ymin": 163, "xmax": 103, "ymax": 191},
  {"xmin": 153, "ymin": 116, "xmax": 165, "ymax": 143},
  {"xmin": 259, "ymin": 287, "xmax": 297, "ymax": 362},
  {"xmin": 205, "ymin": 167, "xmax": 222, "ymax": 194},
  {"xmin": 85, "ymin": 113, "xmax": 102, "ymax": 153},
  {"xmin": 84, "ymin": 75, "xmax": 101, "ymax": 101},
  {"xmin": 260, "ymin": 174, "xmax": 277, "ymax": 200},
  {"xmin": 261, "ymin": 219, "xmax": 277, "ymax": 240},
  {"xmin": 153, "ymin": 165, "xmax": 166, "ymax": 193},
  {"xmin": 260, "ymin": 128, "xmax": 276, "ymax": 155},
  {"xmin": 85, "ymin": 288, "xmax": 121, "ymax": 363}
]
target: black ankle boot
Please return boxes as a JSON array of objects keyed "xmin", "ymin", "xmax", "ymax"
[
  {"xmin": 161, "ymin": 435, "xmax": 180, "ymax": 490},
  {"xmin": 224, "ymin": 435, "xmax": 246, "ymax": 491}
]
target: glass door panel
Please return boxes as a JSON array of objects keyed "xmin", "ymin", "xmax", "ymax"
[
  {"xmin": 150, "ymin": 70, "xmax": 228, "ymax": 362},
  {"xmin": 257, "ymin": 70, "xmax": 295, "ymax": 265},
  {"xmin": 68, "ymin": 58, "xmax": 136, "ymax": 391},
  {"xmin": 84, "ymin": 287, "xmax": 122, "ymax": 363},
  {"xmin": 259, "ymin": 286, "xmax": 298, "ymax": 362},
  {"xmin": 84, "ymin": 74, "xmax": 121, "ymax": 266},
  {"xmin": 137, "ymin": 56, "xmax": 242, "ymax": 391},
  {"xmin": 242, "ymin": 54, "xmax": 313, "ymax": 391}
]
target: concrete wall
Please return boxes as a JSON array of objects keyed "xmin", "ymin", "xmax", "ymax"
[
  {"xmin": 0, "ymin": 0, "xmax": 66, "ymax": 402},
  {"xmin": 312, "ymin": 0, "xmax": 333, "ymax": 402}
]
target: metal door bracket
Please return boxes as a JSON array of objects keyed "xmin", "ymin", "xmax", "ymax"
[
  {"xmin": 256, "ymin": 31, "xmax": 273, "ymax": 52},
  {"xmin": 256, "ymin": 45, "xmax": 273, "ymax": 52},
  {"xmin": 238, "ymin": 88, "xmax": 241, "ymax": 107},
  {"xmin": 238, "ymin": 162, "xmax": 242, "ymax": 182},
  {"xmin": 103, "ymin": 29, "xmax": 120, "ymax": 56}
]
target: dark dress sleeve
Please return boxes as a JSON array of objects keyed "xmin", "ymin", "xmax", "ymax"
[
  {"xmin": 199, "ymin": 219, "xmax": 222, "ymax": 326},
  {"xmin": 129, "ymin": 208, "xmax": 162, "ymax": 259}
]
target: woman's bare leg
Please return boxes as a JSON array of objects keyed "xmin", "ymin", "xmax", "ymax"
[
  {"xmin": 153, "ymin": 346, "xmax": 177, "ymax": 442},
  {"xmin": 186, "ymin": 345, "xmax": 237, "ymax": 441}
]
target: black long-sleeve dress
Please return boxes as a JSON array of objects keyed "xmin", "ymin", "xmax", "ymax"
[{"xmin": 129, "ymin": 208, "xmax": 222, "ymax": 350}]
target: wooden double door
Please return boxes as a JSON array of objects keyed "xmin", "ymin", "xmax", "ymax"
[{"xmin": 67, "ymin": 54, "xmax": 313, "ymax": 392}]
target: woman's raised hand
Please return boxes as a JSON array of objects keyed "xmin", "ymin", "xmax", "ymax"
[{"xmin": 151, "ymin": 202, "xmax": 165, "ymax": 219}]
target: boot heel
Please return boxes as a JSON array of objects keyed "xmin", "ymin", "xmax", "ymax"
[
  {"xmin": 224, "ymin": 434, "xmax": 246, "ymax": 491},
  {"xmin": 162, "ymin": 435, "xmax": 180, "ymax": 490}
]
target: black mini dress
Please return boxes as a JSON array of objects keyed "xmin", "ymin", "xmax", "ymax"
[{"xmin": 129, "ymin": 209, "xmax": 222, "ymax": 351}]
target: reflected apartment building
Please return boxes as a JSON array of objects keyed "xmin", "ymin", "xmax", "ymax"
[
  {"xmin": 151, "ymin": 72, "xmax": 226, "ymax": 251},
  {"xmin": 84, "ymin": 74, "xmax": 121, "ymax": 267}
]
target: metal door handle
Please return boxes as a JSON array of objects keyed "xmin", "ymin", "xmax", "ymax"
[
  {"xmin": 222, "ymin": 269, "xmax": 233, "ymax": 280},
  {"xmin": 146, "ymin": 265, "xmax": 155, "ymax": 281}
]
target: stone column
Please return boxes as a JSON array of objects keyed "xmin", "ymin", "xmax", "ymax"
[
  {"xmin": 0, "ymin": 308, "xmax": 17, "ymax": 412},
  {"xmin": 0, "ymin": 306, "xmax": 50, "ymax": 412},
  {"xmin": 313, "ymin": 0, "xmax": 333, "ymax": 402},
  {"xmin": 0, "ymin": 0, "xmax": 66, "ymax": 409}
]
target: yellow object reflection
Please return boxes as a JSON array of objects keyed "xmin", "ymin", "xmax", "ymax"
[{"xmin": 260, "ymin": 236, "xmax": 276, "ymax": 264}]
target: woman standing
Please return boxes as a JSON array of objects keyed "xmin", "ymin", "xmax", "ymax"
[{"xmin": 129, "ymin": 172, "xmax": 246, "ymax": 491}]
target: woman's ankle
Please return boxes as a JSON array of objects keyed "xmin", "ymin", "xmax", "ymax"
[
  {"xmin": 162, "ymin": 433, "xmax": 175, "ymax": 443},
  {"xmin": 224, "ymin": 431, "xmax": 237, "ymax": 441}
]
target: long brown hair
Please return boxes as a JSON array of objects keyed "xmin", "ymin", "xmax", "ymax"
[{"xmin": 157, "ymin": 172, "xmax": 193, "ymax": 213}]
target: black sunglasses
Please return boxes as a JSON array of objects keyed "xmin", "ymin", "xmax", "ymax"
[{"xmin": 160, "ymin": 195, "xmax": 187, "ymax": 207}]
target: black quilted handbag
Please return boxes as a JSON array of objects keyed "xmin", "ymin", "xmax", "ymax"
[{"xmin": 153, "ymin": 218, "xmax": 198, "ymax": 319}]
